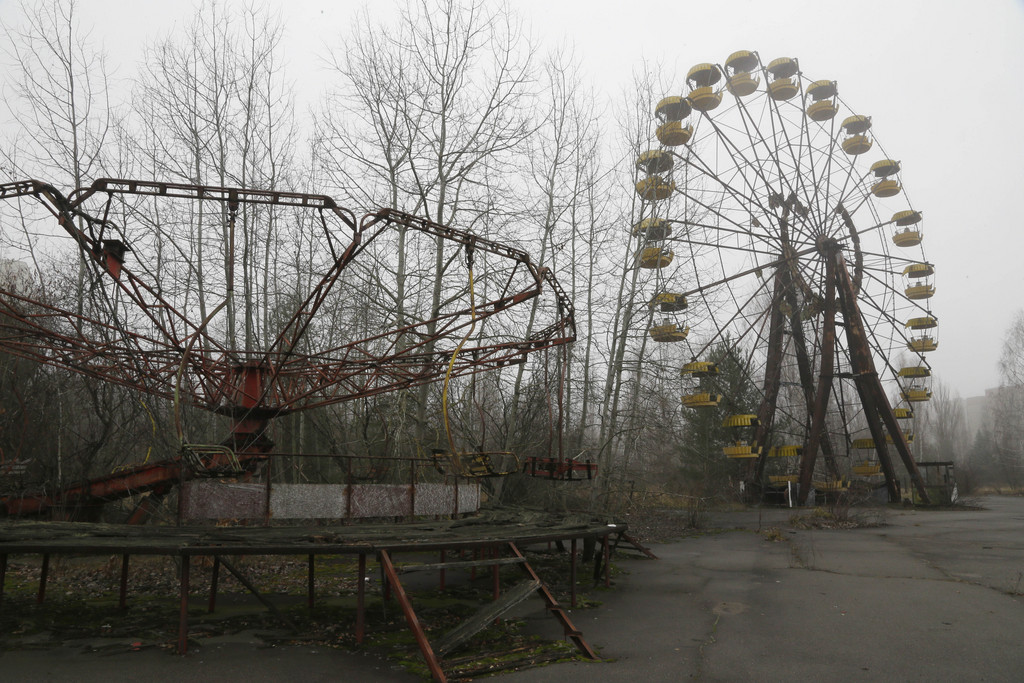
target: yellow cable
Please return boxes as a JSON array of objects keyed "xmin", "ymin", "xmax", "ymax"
[{"xmin": 442, "ymin": 263, "xmax": 477, "ymax": 468}]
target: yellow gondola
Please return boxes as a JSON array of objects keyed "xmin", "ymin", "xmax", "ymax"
[
  {"xmin": 871, "ymin": 179, "xmax": 901, "ymax": 197},
  {"xmin": 898, "ymin": 365, "xmax": 931, "ymax": 378},
  {"xmin": 766, "ymin": 57, "xmax": 799, "ymax": 79},
  {"xmin": 902, "ymin": 387, "xmax": 932, "ymax": 402},
  {"xmin": 632, "ymin": 217, "xmax": 672, "ymax": 240},
  {"xmin": 636, "ymin": 149, "xmax": 674, "ymax": 174},
  {"xmin": 727, "ymin": 72, "xmax": 759, "ymax": 97},
  {"xmin": 724, "ymin": 442, "xmax": 762, "ymax": 458},
  {"xmin": 682, "ymin": 392, "xmax": 721, "ymax": 408},
  {"xmin": 905, "ymin": 284, "xmax": 935, "ymax": 300},
  {"xmin": 650, "ymin": 292, "xmax": 688, "ymax": 312},
  {"xmin": 905, "ymin": 316, "xmax": 937, "ymax": 329},
  {"xmin": 725, "ymin": 50, "xmax": 759, "ymax": 73},
  {"xmin": 688, "ymin": 86, "xmax": 723, "ymax": 112},
  {"xmin": 687, "ymin": 62, "xmax": 722, "ymax": 87},
  {"xmin": 852, "ymin": 438, "xmax": 876, "ymax": 449},
  {"xmin": 656, "ymin": 121, "xmax": 693, "ymax": 146},
  {"xmin": 807, "ymin": 100, "xmax": 838, "ymax": 121},
  {"xmin": 908, "ymin": 337, "xmax": 938, "ymax": 352},
  {"xmin": 841, "ymin": 114, "xmax": 872, "ymax": 155},
  {"xmin": 635, "ymin": 176, "xmax": 675, "ymax": 201},
  {"xmin": 768, "ymin": 78, "xmax": 798, "ymax": 100},
  {"xmin": 871, "ymin": 159, "xmax": 901, "ymax": 177},
  {"xmin": 842, "ymin": 114, "xmax": 872, "ymax": 134},
  {"xmin": 767, "ymin": 445, "xmax": 802, "ymax": 457},
  {"xmin": 893, "ymin": 229, "xmax": 922, "ymax": 247},
  {"xmin": 655, "ymin": 96, "xmax": 692, "ymax": 121},
  {"xmin": 903, "ymin": 263, "xmax": 934, "ymax": 278},
  {"xmin": 894, "ymin": 407, "xmax": 915, "ymax": 419},
  {"xmin": 638, "ymin": 246, "xmax": 673, "ymax": 268},
  {"xmin": 842, "ymin": 135, "xmax": 872, "ymax": 155},
  {"xmin": 680, "ymin": 361, "xmax": 718, "ymax": 377},
  {"xmin": 722, "ymin": 414, "xmax": 759, "ymax": 428},
  {"xmin": 892, "ymin": 209, "xmax": 922, "ymax": 226},
  {"xmin": 649, "ymin": 323, "xmax": 689, "ymax": 342},
  {"xmin": 726, "ymin": 54, "xmax": 760, "ymax": 97},
  {"xmin": 806, "ymin": 80, "xmax": 837, "ymax": 101}
]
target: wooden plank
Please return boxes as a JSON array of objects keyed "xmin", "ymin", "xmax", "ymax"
[
  {"xmin": 434, "ymin": 579, "xmax": 540, "ymax": 656},
  {"xmin": 397, "ymin": 556, "xmax": 526, "ymax": 573}
]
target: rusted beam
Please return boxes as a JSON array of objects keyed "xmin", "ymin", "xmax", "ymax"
[
  {"xmin": 570, "ymin": 539, "xmax": 577, "ymax": 609},
  {"xmin": 36, "ymin": 553, "xmax": 49, "ymax": 604},
  {"xmin": 753, "ymin": 265, "xmax": 788, "ymax": 487},
  {"xmin": 356, "ymin": 553, "xmax": 366, "ymax": 644},
  {"xmin": 832, "ymin": 247, "xmax": 930, "ymax": 503},
  {"xmin": 119, "ymin": 554, "xmax": 130, "ymax": 609},
  {"xmin": 508, "ymin": 542, "xmax": 597, "ymax": 660},
  {"xmin": 798, "ymin": 249, "xmax": 837, "ymax": 505},
  {"xmin": 378, "ymin": 549, "xmax": 446, "ymax": 682}
]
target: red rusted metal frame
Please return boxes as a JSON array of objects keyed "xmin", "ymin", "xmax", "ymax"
[
  {"xmin": 507, "ymin": 542, "xmax": 597, "ymax": 659},
  {"xmin": 832, "ymin": 247, "xmax": 930, "ymax": 503},
  {"xmin": 356, "ymin": 553, "xmax": 367, "ymax": 644},
  {"xmin": 1, "ymin": 449, "xmax": 263, "ymax": 517},
  {"xmin": 378, "ymin": 549, "xmax": 447, "ymax": 682},
  {"xmin": 2, "ymin": 178, "xmax": 576, "ymax": 525},
  {"xmin": 522, "ymin": 456, "xmax": 597, "ymax": 480},
  {"xmin": 798, "ymin": 251, "xmax": 837, "ymax": 505},
  {"xmin": 119, "ymin": 553, "xmax": 130, "ymax": 609},
  {"xmin": 1, "ymin": 179, "xmax": 574, "ymax": 418},
  {"xmin": 570, "ymin": 538, "xmax": 578, "ymax": 608}
]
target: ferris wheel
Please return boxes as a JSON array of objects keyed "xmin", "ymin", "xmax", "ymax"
[{"xmin": 633, "ymin": 51, "xmax": 937, "ymax": 504}]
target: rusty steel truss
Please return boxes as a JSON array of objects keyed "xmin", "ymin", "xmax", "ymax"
[{"xmin": 0, "ymin": 178, "xmax": 576, "ymax": 518}]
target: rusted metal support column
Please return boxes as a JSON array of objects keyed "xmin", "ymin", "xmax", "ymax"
[
  {"xmin": 178, "ymin": 554, "xmax": 191, "ymax": 654},
  {"xmin": 208, "ymin": 556, "xmax": 220, "ymax": 613},
  {"xmin": 753, "ymin": 266, "xmax": 788, "ymax": 488},
  {"xmin": 798, "ymin": 251, "xmax": 837, "ymax": 505},
  {"xmin": 356, "ymin": 553, "xmax": 366, "ymax": 644},
  {"xmin": 492, "ymin": 547, "xmax": 500, "ymax": 600},
  {"xmin": 37, "ymin": 554, "xmax": 49, "ymax": 604},
  {"xmin": 439, "ymin": 550, "xmax": 446, "ymax": 591},
  {"xmin": 308, "ymin": 554, "xmax": 316, "ymax": 609},
  {"xmin": 378, "ymin": 550, "xmax": 446, "ymax": 682},
  {"xmin": 570, "ymin": 539, "xmax": 577, "ymax": 609},
  {"xmin": 119, "ymin": 554, "xmax": 130, "ymax": 609},
  {"xmin": 832, "ymin": 248, "xmax": 930, "ymax": 504},
  {"xmin": 0, "ymin": 553, "xmax": 7, "ymax": 609},
  {"xmin": 603, "ymin": 536, "xmax": 610, "ymax": 588}
]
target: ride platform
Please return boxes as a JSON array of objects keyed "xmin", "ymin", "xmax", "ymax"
[{"xmin": 0, "ymin": 510, "xmax": 625, "ymax": 682}]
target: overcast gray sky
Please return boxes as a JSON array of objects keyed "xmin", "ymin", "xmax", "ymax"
[{"xmin": 2, "ymin": 0, "xmax": 1021, "ymax": 399}]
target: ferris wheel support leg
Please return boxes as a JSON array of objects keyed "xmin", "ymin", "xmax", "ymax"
[
  {"xmin": 831, "ymin": 249, "xmax": 931, "ymax": 504},
  {"xmin": 797, "ymin": 254, "xmax": 837, "ymax": 506},
  {"xmin": 752, "ymin": 269, "xmax": 788, "ymax": 489}
]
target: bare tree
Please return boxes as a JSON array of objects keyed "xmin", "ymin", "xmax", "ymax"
[{"xmin": 316, "ymin": 0, "xmax": 538, "ymax": 444}]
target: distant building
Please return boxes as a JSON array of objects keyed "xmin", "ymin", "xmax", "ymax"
[
  {"xmin": 0, "ymin": 258, "xmax": 33, "ymax": 292},
  {"xmin": 964, "ymin": 390, "xmax": 996, "ymax": 439}
]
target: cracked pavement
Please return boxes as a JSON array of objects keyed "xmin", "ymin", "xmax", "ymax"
[{"xmin": 510, "ymin": 496, "xmax": 1024, "ymax": 681}]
